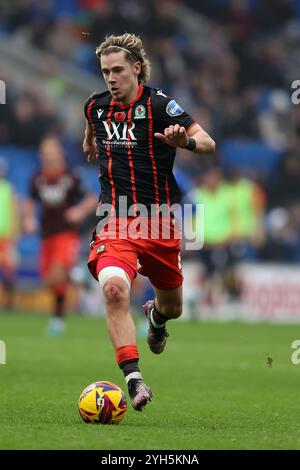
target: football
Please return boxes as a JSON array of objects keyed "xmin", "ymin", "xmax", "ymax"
[{"xmin": 78, "ymin": 381, "xmax": 127, "ymax": 424}]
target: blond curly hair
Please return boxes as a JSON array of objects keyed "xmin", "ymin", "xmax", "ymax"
[{"xmin": 96, "ymin": 33, "xmax": 151, "ymax": 84}]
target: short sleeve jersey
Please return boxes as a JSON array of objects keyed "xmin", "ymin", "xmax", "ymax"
[
  {"xmin": 30, "ymin": 169, "xmax": 87, "ymax": 238},
  {"xmin": 84, "ymin": 84, "xmax": 195, "ymax": 215}
]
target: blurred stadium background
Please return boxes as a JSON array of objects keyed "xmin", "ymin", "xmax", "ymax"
[{"xmin": 1, "ymin": 0, "xmax": 300, "ymax": 322}]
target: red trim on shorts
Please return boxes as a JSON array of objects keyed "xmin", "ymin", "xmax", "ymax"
[
  {"xmin": 147, "ymin": 96, "xmax": 160, "ymax": 212},
  {"xmin": 127, "ymin": 105, "xmax": 137, "ymax": 215},
  {"xmin": 116, "ymin": 344, "xmax": 139, "ymax": 366},
  {"xmin": 96, "ymin": 256, "xmax": 136, "ymax": 282},
  {"xmin": 150, "ymin": 277, "xmax": 183, "ymax": 290}
]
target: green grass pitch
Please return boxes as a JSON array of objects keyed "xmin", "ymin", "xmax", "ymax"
[{"xmin": 0, "ymin": 312, "xmax": 300, "ymax": 450}]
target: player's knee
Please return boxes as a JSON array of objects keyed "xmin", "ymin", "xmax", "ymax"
[
  {"xmin": 102, "ymin": 278, "xmax": 129, "ymax": 305},
  {"xmin": 98, "ymin": 267, "xmax": 130, "ymax": 306},
  {"xmin": 160, "ymin": 301, "xmax": 182, "ymax": 319}
]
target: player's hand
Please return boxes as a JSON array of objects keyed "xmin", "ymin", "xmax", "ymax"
[
  {"xmin": 64, "ymin": 205, "xmax": 85, "ymax": 224},
  {"xmin": 23, "ymin": 217, "xmax": 38, "ymax": 234},
  {"xmin": 154, "ymin": 125, "xmax": 189, "ymax": 148},
  {"xmin": 83, "ymin": 137, "xmax": 97, "ymax": 162}
]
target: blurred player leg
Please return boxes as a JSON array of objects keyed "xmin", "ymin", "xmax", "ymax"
[
  {"xmin": 41, "ymin": 232, "xmax": 79, "ymax": 336},
  {"xmin": 45, "ymin": 263, "xmax": 69, "ymax": 336}
]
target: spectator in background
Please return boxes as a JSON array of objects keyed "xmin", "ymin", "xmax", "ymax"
[
  {"xmin": 258, "ymin": 90, "xmax": 292, "ymax": 151},
  {"xmin": 189, "ymin": 166, "xmax": 233, "ymax": 308},
  {"xmin": 262, "ymin": 205, "xmax": 300, "ymax": 263},
  {"xmin": 263, "ymin": 150, "xmax": 300, "ymax": 262},
  {"xmin": 228, "ymin": 169, "xmax": 266, "ymax": 260},
  {"xmin": 10, "ymin": 94, "xmax": 59, "ymax": 148},
  {"xmin": 0, "ymin": 157, "xmax": 19, "ymax": 311},
  {"xmin": 189, "ymin": 166, "xmax": 266, "ymax": 306},
  {"xmin": 23, "ymin": 136, "xmax": 97, "ymax": 335},
  {"xmin": 225, "ymin": 169, "xmax": 266, "ymax": 298},
  {"xmin": 268, "ymin": 151, "xmax": 300, "ymax": 208}
]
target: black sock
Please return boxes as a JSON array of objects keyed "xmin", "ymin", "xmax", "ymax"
[
  {"xmin": 119, "ymin": 359, "xmax": 142, "ymax": 393},
  {"xmin": 54, "ymin": 293, "xmax": 65, "ymax": 318},
  {"xmin": 3, "ymin": 277, "xmax": 14, "ymax": 310},
  {"xmin": 151, "ymin": 304, "xmax": 170, "ymax": 326}
]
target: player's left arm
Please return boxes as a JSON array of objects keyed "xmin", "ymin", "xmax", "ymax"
[
  {"xmin": 64, "ymin": 175, "xmax": 98, "ymax": 224},
  {"xmin": 64, "ymin": 193, "xmax": 98, "ymax": 224},
  {"xmin": 154, "ymin": 122, "xmax": 215, "ymax": 154}
]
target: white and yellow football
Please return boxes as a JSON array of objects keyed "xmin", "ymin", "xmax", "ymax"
[{"xmin": 78, "ymin": 381, "xmax": 127, "ymax": 425}]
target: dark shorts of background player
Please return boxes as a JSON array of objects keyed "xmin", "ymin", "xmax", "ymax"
[
  {"xmin": 199, "ymin": 241, "xmax": 257, "ymax": 278},
  {"xmin": 88, "ymin": 216, "xmax": 183, "ymax": 290}
]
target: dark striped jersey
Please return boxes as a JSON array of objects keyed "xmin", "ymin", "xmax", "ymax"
[
  {"xmin": 84, "ymin": 84, "xmax": 195, "ymax": 216},
  {"xmin": 30, "ymin": 169, "xmax": 87, "ymax": 238}
]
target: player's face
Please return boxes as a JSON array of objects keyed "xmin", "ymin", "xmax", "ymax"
[
  {"xmin": 39, "ymin": 138, "xmax": 65, "ymax": 173},
  {"xmin": 202, "ymin": 169, "xmax": 222, "ymax": 190},
  {"xmin": 101, "ymin": 51, "xmax": 141, "ymax": 105}
]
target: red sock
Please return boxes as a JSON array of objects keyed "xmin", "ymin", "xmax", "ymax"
[
  {"xmin": 116, "ymin": 345, "xmax": 142, "ymax": 384},
  {"xmin": 116, "ymin": 344, "xmax": 139, "ymax": 366}
]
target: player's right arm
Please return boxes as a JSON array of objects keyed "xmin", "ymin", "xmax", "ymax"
[
  {"xmin": 155, "ymin": 123, "xmax": 215, "ymax": 154},
  {"xmin": 152, "ymin": 90, "xmax": 215, "ymax": 154},
  {"xmin": 83, "ymin": 120, "xmax": 97, "ymax": 162}
]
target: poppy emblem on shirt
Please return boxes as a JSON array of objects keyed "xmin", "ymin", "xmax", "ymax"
[{"xmin": 114, "ymin": 112, "xmax": 126, "ymax": 121}]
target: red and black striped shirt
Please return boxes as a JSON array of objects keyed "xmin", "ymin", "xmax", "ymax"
[{"xmin": 84, "ymin": 84, "xmax": 195, "ymax": 216}]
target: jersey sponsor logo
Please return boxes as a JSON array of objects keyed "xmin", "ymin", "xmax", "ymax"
[
  {"xmin": 102, "ymin": 121, "xmax": 137, "ymax": 148},
  {"xmin": 134, "ymin": 105, "xmax": 146, "ymax": 119},
  {"xmin": 166, "ymin": 100, "xmax": 184, "ymax": 117},
  {"xmin": 114, "ymin": 111, "xmax": 126, "ymax": 121},
  {"xmin": 37, "ymin": 175, "xmax": 73, "ymax": 206},
  {"xmin": 97, "ymin": 109, "xmax": 104, "ymax": 119},
  {"xmin": 156, "ymin": 89, "xmax": 167, "ymax": 98}
]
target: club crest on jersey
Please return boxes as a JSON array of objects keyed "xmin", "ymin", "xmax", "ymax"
[
  {"xmin": 134, "ymin": 105, "xmax": 146, "ymax": 119},
  {"xmin": 114, "ymin": 111, "xmax": 126, "ymax": 122},
  {"xmin": 96, "ymin": 244, "xmax": 106, "ymax": 254},
  {"xmin": 166, "ymin": 100, "xmax": 184, "ymax": 117}
]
